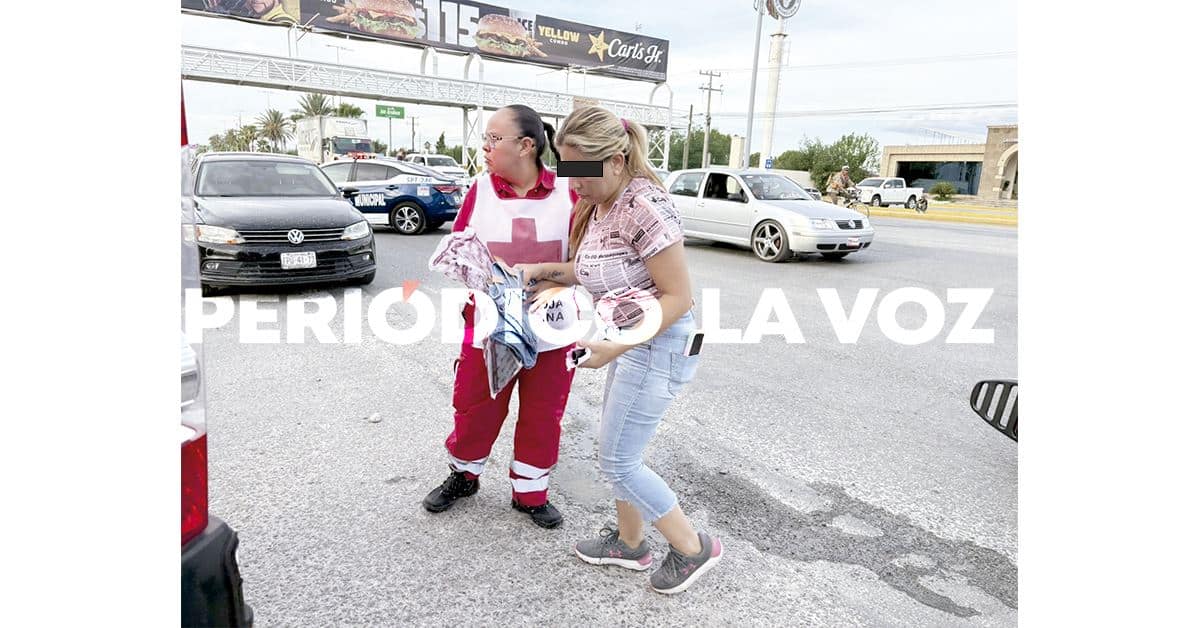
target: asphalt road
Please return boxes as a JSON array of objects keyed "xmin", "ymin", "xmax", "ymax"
[{"xmin": 203, "ymin": 216, "xmax": 1017, "ymax": 626}]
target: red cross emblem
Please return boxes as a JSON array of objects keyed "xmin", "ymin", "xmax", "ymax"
[{"xmin": 486, "ymin": 217, "xmax": 563, "ymax": 265}]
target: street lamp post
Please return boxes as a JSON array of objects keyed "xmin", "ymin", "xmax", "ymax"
[
  {"xmin": 743, "ymin": 0, "xmax": 766, "ymax": 169},
  {"xmin": 325, "ymin": 44, "xmax": 352, "ymax": 106}
]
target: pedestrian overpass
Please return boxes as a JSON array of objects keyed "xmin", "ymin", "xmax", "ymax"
[{"xmin": 181, "ymin": 45, "xmax": 673, "ymax": 172}]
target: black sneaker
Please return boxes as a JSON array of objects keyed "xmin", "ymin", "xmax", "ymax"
[
  {"xmin": 510, "ymin": 499, "xmax": 563, "ymax": 529},
  {"xmin": 422, "ymin": 466, "xmax": 479, "ymax": 513}
]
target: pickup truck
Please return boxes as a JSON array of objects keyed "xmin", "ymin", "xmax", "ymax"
[{"xmin": 855, "ymin": 177, "xmax": 925, "ymax": 209}]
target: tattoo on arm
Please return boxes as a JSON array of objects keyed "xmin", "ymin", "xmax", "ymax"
[{"xmin": 549, "ymin": 271, "xmax": 563, "ymax": 279}]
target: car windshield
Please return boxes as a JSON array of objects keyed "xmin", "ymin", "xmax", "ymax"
[
  {"xmin": 426, "ymin": 156, "xmax": 459, "ymax": 168},
  {"xmin": 196, "ymin": 160, "xmax": 338, "ymax": 197},
  {"xmin": 332, "ymin": 137, "xmax": 372, "ymax": 154},
  {"xmin": 859, "ymin": 178, "xmax": 884, "ymax": 187},
  {"xmin": 741, "ymin": 175, "xmax": 813, "ymax": 201}
]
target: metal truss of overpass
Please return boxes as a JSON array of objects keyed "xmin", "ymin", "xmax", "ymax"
[{"xmin": 181, "ymin": 46, "xmax": 673, "ymax": 171}]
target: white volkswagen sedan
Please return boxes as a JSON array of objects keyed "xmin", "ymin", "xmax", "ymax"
[{"xmin": 664, "ymin": 168, "xmax": 875, "ymax": 262}]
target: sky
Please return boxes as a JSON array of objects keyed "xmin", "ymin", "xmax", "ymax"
[{"xmin": 181, "ymin": 0, "xmax": 1017, "ymax": 159}]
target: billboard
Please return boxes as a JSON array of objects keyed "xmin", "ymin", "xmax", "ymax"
[
  {"xmin": 181, "ymin": 0, "xmax": 670, "ymax": 82},
  {"xmin": 182, "ymin": 0, "xmax": 301, "ymax": 25}
]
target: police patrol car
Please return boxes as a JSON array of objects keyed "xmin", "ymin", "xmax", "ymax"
[{"xmin": 319, "ymin": 157, "xmax": 464, "ymax": 235}]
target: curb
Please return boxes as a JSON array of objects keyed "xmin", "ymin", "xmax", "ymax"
[{"xmin": 867, "ymin": 209, "xmax": 1018, "ymax": 227}]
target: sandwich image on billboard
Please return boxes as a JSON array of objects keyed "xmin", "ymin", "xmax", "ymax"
[
  {"xmin": 325, "ymin": 0, "xmax": 424, "ymax": 39},
  {"xmin": 474, "ymin": 13, "xmax": 546, "ymax": 58}
]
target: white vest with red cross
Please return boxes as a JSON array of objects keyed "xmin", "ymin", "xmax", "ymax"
[{"xmin": 465, "ymin": 173, "xmax": 577, "ymax": 352}]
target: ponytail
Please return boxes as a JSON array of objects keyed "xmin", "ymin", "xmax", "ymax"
[{"xmin": 542, "ymin": 122, "xmax": 561, "ymax": 163}]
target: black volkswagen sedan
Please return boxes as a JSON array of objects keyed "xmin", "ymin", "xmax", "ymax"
[{"xmin": 190, "ymin": 153, "xmax": 376, "ymax": 295}]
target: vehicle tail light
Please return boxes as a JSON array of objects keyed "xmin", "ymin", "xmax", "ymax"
[
  {"xmin": 181, "ymin": 429, "xmax": 207, "ymax": 546},
  {"xmin": 434, "ymin": 185, "xmax": 459, "ymax": 194},
  {"xmin": 181, "ymin": 338, "xmax": 208, "ymax": 546}
]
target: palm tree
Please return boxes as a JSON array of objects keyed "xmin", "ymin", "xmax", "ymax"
[
  {"xmin": 295, "ymin": 93, "xmax": 334, "ymax": 118},
  {"xmin": 335, "ymin": 102, "xmax": 365, "ymax": 118},
  {"xmin": 208, "ymin": 134, "xmax": 228, "ymax": 152},
  {"xmin": 256, "ymin": 109, "xmax": 293, "ymax": 152},
  {"xmin": 236, "ymin": 125, "xmax": 259, "ymax": 151},
  {"xmin": 221, "ymin": 129, "xmax": 239, "ymax": 152}
]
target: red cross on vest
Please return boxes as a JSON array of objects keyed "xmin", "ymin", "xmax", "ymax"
[{"xmin": 486, "ymin": 217, "xmax": 563, "ymax": 266}]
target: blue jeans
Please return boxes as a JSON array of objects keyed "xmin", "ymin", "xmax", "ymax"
[{"xmin": 598, "ymin": 311, "xmax": 701, "ymax": 522}]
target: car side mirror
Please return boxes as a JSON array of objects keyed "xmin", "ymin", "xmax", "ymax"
[
  {"xmin": 731, "ymin": 192, "xmax": 747, "ymax": 203},
  {"xmin": 341, "ymin": 187, "xmax": 359, "ymax": 198},
  {"xmin": 969, "ymin": 379, "xmax": 1018, "ymax": 441}
]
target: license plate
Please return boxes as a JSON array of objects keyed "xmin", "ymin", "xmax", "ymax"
[
  {"xmin": 846, "ymin": 237, "xmax": 861, "ymax": 248},
  {"xmin": 281, "ymin": 251, "xmax": 317, "ymax": 269}
]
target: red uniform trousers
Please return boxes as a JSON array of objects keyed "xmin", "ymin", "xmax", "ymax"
[{"xmin": 444, "ymin": 341, "xmax": 575, "ymax": 507}]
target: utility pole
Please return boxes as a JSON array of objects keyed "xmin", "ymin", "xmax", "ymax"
[
  {"xmin": 681, "ymin": 104, "xmax": 694, "ymax": 169},
  {"xmin": 410, "ymin": 117, "xmax": 419, "ymax": 152},
  {"xmin": 699, "ymin": 71, "xmax": 722, "ymax": 169}
]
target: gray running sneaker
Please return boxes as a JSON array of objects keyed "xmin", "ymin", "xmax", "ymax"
[
  {"xmin": 649, "ymin": 532, "xmax": 724, "ymax": 594},
  {"xmin": 574, "ymin": 527, "xmax": 653, "ymax": 571}
]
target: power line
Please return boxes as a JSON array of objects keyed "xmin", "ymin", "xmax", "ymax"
[
  {"xmin": 706, "ymin": 51, "xmax": 1016, "ymax": 74},
  {"xmin": 708, "ymin": 101, "xmax": 1018, "ymax": 119}
]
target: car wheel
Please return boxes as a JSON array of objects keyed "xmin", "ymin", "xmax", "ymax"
[
  {"xmin": 905, "ymin": 196, "xmax": 917, "ymax": 209},
  {"xmin": 821, "ymin": 252, "xmax": 850, "ymax": 260},
  {"xmin": 352, "ymin": 271, "xmax": 375, "ymax": 286},
  {"xmin": 752, "ymin": 221, "xmax": 791, "ymax": 263},
  {"xmin": 871, "ymin": 195, "xmax": 882, "ymax": 207},
  {"xmin": 389, "ymin": 203, "xmax": 427, "ymax": 235}
]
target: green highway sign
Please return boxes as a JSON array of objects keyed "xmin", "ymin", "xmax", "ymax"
[{"xmin": 376, "ymin": 105, "xmax": 406, "ymax": 119}]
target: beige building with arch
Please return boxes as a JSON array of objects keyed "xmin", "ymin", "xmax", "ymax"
[{"xmin": 880, "ymin": 124, "xmax": 1018, "ymax": 201}]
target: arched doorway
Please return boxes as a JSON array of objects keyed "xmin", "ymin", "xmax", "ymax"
[{"xmin": 998, "ymin": 144, "xmax": 1018, "ymax": 200}]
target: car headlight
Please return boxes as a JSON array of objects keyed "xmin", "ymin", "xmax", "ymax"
[
  {"xmin": 810, "ymin": 218, "xmax": 837, "ymax": 230},
  {"xmin": 195, "ymin": 225, "xmax": 244, "ymax": 245},
  {"xmin": 341, "ymin": 220, "xmax": 371, "ymax": 240}
]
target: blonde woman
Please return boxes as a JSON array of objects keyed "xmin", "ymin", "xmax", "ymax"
[{"xmin": 515, "ymin": 106, "xmax": 723, "ymax": 594}]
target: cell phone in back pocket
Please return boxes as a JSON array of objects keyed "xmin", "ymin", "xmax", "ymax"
[{"xmin": 684, "ymin": 330, "xmax": 704, "ymax": 357}]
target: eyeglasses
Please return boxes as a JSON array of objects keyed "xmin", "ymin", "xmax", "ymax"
[{"xmin": 481, "ymin": 133, "xmax": 525, "ymax": 148}]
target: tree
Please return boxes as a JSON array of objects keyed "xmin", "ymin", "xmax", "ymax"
[
  {"xmin": 930, "ymin": 182, "xmax": 957, "ymax": 200},
  {"xmin": 773, "ymin": 149, "xmax": 806, "ymax": 171},
  {"xmin": 335, "ymin": 102, "xmax": 364, "ymax": 118},
  {"xmin": 207, "ymin": 133, "xmax": 228, "ymax": 152},
  {"xmin": 233, "ymin": 125, "xmax": 259, "ymax": 151},
  {"xmin": 436, "ymin": 132, "xmax": 448, "ymax": 155},
  {"xmin": 773, "ymin": 133, "xmax": 881, "ymax": 189},
  {"xmin": 750, "ymin": 152, "xmax": 761, "ymax": 168},
  {"xmin": 295, "ymin": 93, "xmax": 334, "ymax": 118},
  {"xmin": 255, "ymin": 139, "xmax": 272, "ymax": 153},
  {"xmin": 806, "ymin": 133, "xmax": 880, "ymax": 191},
  {"xmin": 255, "ymin": 109, "xmax": 293, "ymax": 152},
  {"xmin": 667, "ymin": 128, "xmax": 732, "ymax": 170},
  {"xmin": 371, "ymin": 140, "xmax": 388, "ymax": 154}
]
